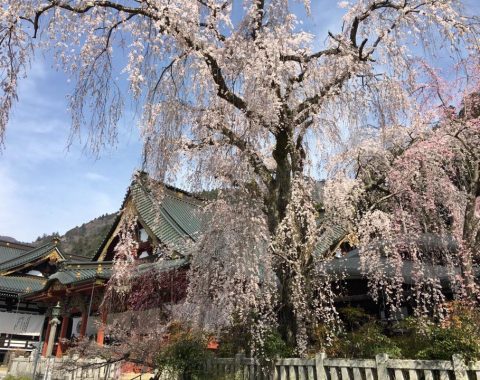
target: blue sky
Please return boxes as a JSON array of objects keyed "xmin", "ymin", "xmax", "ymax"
[
  {"xmin": 0, "ymin": 1, "xmax": 478, "ymax": 242},
  {"xmin": 0, "ymin": 0, "xmax": 346, "ymax": 242},
  {"xmin": 0, "ymin": 58, "xmax": 143, "ymax": 242}
]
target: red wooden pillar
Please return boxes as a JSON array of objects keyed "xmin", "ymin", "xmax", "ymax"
[
  {"xmin": 41, "ymin": 317, "xmax": 51, "ymax": 357},
  {"xmin": 55, "ymin": 316, "xmax": 69, "ymax": 358},
  {"xmin": 96, "ymin": 310, "xmax": 107, "ymax": 346},
  {"xmin": 79, "ymin": 311, "xmax": 88, "ymax": 338}
]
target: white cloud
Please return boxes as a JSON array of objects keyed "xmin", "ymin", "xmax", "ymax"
[{"xmin": 85, "ymin": 172, "xmax": 108, "ymax": 182}]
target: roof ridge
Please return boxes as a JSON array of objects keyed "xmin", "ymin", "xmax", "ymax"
[
  {"xmin": 62, "ymin": 261, "xmax": 113, "ymax": 267},
  {"xmin": 6, "ymin": 274, "xmax": 47, "ymax": 282},
  {"xmin": 135, "ymin": 180, "xmax": 195, "ymax": 242},
  {"xmin": 0, "ymin": 239, "xmax": 34, "ymax": 250},
  {"xmin": 0, "ymin": 241, "xmax": 58, "ymax": 267},
  {"xmin": 135, "ymin": 171, "xmax": 204, "ymax": 202}
]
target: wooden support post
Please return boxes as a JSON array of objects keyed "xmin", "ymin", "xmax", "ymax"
[
  {"xmin": 375, "ymin": 354, "xmax": 389, "ymax": 380},
  {"xmin": 55, "ymin": 316, "xmax": 69, "ymax": 358},
  {"xmin": 41, "ymin": 317, "xmax": 51, "ymax": 357},
  {"xmin": 96, "ymin": 309, "xmax": 107, "ymax": 346},
  {"xmin": 452, "ymin": 354, "xmax": 468, "ymax": 380},
  {"xmin": 315, "ymin": 353, "xmax": 327, "ymax": 380},
  {"xmin": 79, "ymin": 311, "xmax": 88, "ymax": 338}
]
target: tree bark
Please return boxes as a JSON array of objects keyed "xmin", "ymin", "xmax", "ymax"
[
  {"xmin": 461, "ymin": 161, "xmax": 480, "ymax": 297},
  {"xmin": 265, "ymin": 125, "xmax": 306, "ymax": 347}
]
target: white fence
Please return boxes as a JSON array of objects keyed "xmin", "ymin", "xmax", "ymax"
[
  {"xmin": 8, "ymin": 356, "xmax": 122, "ymax": 379},
  {"xmin": 209, "ymin": 353, "xmax": 480, "ymax": 379}
]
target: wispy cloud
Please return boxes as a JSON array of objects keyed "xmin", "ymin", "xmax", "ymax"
[
  {"xmin": 0, "ymin": 57, "xmax": 142, "ymax": 242},
  {"xmin": 85, "ymin": 172, "xmax": 108, "ymax": 182}
]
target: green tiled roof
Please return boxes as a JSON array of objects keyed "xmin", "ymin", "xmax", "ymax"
[
  {"xmin": 162, "ymin": 193, "xmax": 202, "ymax": 237},
  {"xmin": 0, "ymin": 241, "xmax": 64, "ymax": 273},
  {"xmin": 94, "ymin": 174, "xmax": 204, "ymax": 260},
  {"xmin": 133, "ymin": 183, "xmax": 203, "ymax": 253},
  {"xmin": 136, "ymin": 258, "xmax": 187, "ymax": 274},
  {"xmin": 131, "ymin": 181, "xmax": 187, "ymax": 248},
  {"xmin": 0, "ymin": 275, "xmax": 46, "ymax": 296},
  {"xmin": 324, "ymin": 249, "xmax": 478, "ymax": 284},
  {"xmin": 48, "ymin": 258, "xmax": 187, "ymax": 285},
  {"xmin": 23, "ymin": 258, "xmax": 187, "ymax": 298},
  {"xmin": 0, "ymin": 240, "xmax": 34, "ymax": 264},
  {"xmin": 47, "ymin": 261, "xmax": 113, "ymax": 285},
  {"xmin": 314, "ymin": 224, "xmax": 346, "ymax": 257},
  {"xmin": 92, "ymin": 172, "xmax": 343, "ymax": 262}
]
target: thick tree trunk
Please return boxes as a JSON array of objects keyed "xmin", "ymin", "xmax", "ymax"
[
  {"xmin": 266, "ymin": 128, "xmax": 292, "ymax": 232},
  {"xmin": 265, "ymin": 127, "xmax": 305, "ymax": 348},
  {"xmin": 277, "ymin": 274, "xmax": 297, "ymax": 347},
  {"xmin": 461, "ymin": 161, "xmax": 480, "ymax": 297}
]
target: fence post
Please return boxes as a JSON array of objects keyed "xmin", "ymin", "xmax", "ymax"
[
  {"xmin": 375, "ymin": 354, "xmax": 389, "ymax": 380},
  {"xmin": 315, "ymin": 353, "xmax": 327, "ymax": 380},
  {"xmin": 452, "ymin": 354, "xmax": 468, "ymax": 380},
  {"xmin": 235, "ymin": 351, "xmax": 245, "ymax": 380}
]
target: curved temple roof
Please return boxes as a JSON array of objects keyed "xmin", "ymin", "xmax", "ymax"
[
  {"xmin": 0, "ymin": 241, "xmax": 64, "ymax": 275},
  {"xmin": 0, "ymin": 275, "xmax": 46, "ymax": 298},
  {"xmin": 93, "ymin": 173, "xmax": 203, "ymax": 260},
  {"xmin": 0, "ymin": 240, "xmax": 34, "ymax": 264}
]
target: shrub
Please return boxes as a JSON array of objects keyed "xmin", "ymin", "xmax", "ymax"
[
  {"xmin": 155, "ymin": 324, "xmax": 213, "ymax": 380},
  {"xmin": 336, "ymin": 321, "xmax": 402, "ymax": 359},
  {"xmin": 262, "ymin": 329, "xmax": 294, "ymax": 360},
  {"xmin": 403, "ymin": 303, "xmax": 480, "ymax": 361},
  {"xmin": 216, "ymin": 323, "xmax": 293, "ymax": 360},
  {"xmin": 338, "ymin": 306, "xmax": 372, "ymax": 332},
  {"xmin": 216, "ymin": 322, "xmax": 251, "ymax": 357},
  {"xmin": 329, "ymin": 303, "xmax": 480, "ymax": 361}
]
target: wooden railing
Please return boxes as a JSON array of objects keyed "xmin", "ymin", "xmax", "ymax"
[{"xmin": 208, "ymin": 353, "xmax": 480, "ymax": 379}]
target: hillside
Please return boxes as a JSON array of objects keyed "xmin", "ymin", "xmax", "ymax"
[
  {"xmin": 33, "ymin": 213, "xmax": 117, "ymax": 259},
  {"xmin": 0, "ymin": 236, "xmax": 27, "ymax": 244}
]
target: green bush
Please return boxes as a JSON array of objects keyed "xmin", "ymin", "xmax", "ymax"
[
  {"xmin": 335, "ymin": 321, "xmax": 402, "ymax": 359},
  {"xmin": 216, "ymin": 322, "xmax": 294, "ymax": 360},
  {"xmin": 216, "ymin": 322, "xmax": 251, "ymax": 357},
  {"xmin": 155, "ymin": 325, "xmax": 213, "ymax": 380},
  {"xmin": 398, "ymin": 304, "xmax": 480, "ymax": 361},
  {"xmin": 338, "ymin": 306, "xmax": 372, "ymax": 332},
  {"xmin": 326, "ymin": 304, "xmax": 480, "ymax": 361},
  {"xmin": 263, "ymin": 329, "xmax": 294, "ymax": 359}
]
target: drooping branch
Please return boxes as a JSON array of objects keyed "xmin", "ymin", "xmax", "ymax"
[{"xmin": 30, "ymin": 0, "xmax": 153, "ymax": 38}]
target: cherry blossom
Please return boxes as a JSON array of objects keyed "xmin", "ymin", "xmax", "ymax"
[{"xmin": 0, "ymin": 0, "xmax": 479, "ymax": 354}]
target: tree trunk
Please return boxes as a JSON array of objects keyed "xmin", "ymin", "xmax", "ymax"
[
  {"xmin": 265, "ymin": 127, "xmax": 304, "ymax": 348},
  {"xmin": 277, "ymin": 274, "xmax": 297, "ymax": 347},
  {"xmin": 266, "ymin": 128, "xmax": 292, "ymax": 232},
  {"xmin": 461, "ymin": 161, "xmax": 480, "ymax": 298}
]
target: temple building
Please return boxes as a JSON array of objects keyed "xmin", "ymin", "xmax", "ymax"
[
  {"xmin": 2, "ymin": 171, "xmax": 474, "ymax": 362},
  {"xmin": 0, "ymin": 239, "xmax": 65, "ymax": 362},
  {"xmin": 18, "ymin": 172, "xmax": 201, "ymax": 358}
]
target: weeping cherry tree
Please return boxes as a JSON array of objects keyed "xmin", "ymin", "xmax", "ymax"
[{"xmin": 0, "ymin": 0, "xmax": 479, "ymax": 354}]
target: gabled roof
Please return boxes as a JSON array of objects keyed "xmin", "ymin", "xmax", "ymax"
[
  {"xmin": 47, "ymin": 261, "xmax": 113, "ymax": 285},
  {"xmin": 0, "ymin": 275, "xmax": 46, "ymax": 297},
  {"xmin": 314, "ymin": 224, "xmax": 346, "ymax": 257},
  {"xmin": 0, "ymin": 241, "xmax": 65, "ymax": 275},
  {"xmin": 130, "ymin": 178, "xmax": 202, "ymax": 248},
  {"xmin": 22, "ymin": 258, "xmax": 187, "ymax": 299},
  {"xmin": 0, "ymin": 240, "xmax": 34, "ymax": 264},
  {"xmin": 93, "ymin": 172, "xmax": 203, "ymax": 260},
  {"xmin": 324, "ymin": 248, "xmax": 478, "ymax": 284}
]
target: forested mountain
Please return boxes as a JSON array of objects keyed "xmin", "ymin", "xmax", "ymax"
[{"xmin": 33, "ymin": 213, "xmax": 117, "ymax": 259}]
